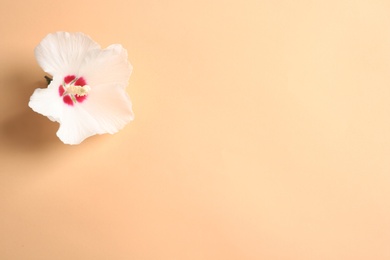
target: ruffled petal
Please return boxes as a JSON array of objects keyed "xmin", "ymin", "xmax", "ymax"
[
  {"xmin": 78, "ymin": 44, "xmax": 132, "ymax": 89},
  {"xmin": 56, "ymin": 83, "xmax": 134, "ymax": 145},
  {"xmin": 35, "ymin": 32, "xmax": 100, "ymax": 76},
  {"xmin": 56, "ymin": 105, "xmax": 99, "ymax": 145},
  {"xmin": 82, "ymin": 83, "xmax": 134, "ymax": 132},
  {"xmin": 28, "ymin": 77, "xmax": 63, "ymax": 123}
]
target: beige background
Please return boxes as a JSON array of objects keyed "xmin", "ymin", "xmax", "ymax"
[{"xmin": 1, "ymin": 0, "xmax": 390, "ymax": 259}]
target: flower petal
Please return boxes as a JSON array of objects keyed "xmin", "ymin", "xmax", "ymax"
[
  {"xmin": 82, "ymin": 83, "xmax": 134, "ymax": 131},
  {"xmin": 56, "ymin": 84, "xmax": 134, "ymax": 145},
  {"xmin": 28, "ymin": 78, "xmax": 63, "ymax": 123},
  {"xmin": 79, "ymin": 44, "xmax": 132, "ymax": 89},
  {"xmin": 56, "ymin": 105, "xmax": 99, "ymax": 145},
  {"xmin": 35, "ymin": 32, "xmax": 100, "ymax": 76}
]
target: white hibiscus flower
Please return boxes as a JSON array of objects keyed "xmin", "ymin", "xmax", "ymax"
[{"xmin": 29, "ymin": 32, "xmax": 134, "ymax": 145}]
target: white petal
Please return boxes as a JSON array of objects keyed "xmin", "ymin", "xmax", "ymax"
[
  {"xmin": 35, "ymin": 32, "xmax": 100, "ymax": 76},
  {"xmin": 82, "ymin": 84, "xmax": 134, "ymax": 132},
  {"xmin": 56, "ymin": 84, "xmax": 134, "ymax": 145},
  {"xmin": 28, "ymin": 78, "xmax": 63, "ymax": 123},
  {"xmin": 56, "ymin": 105, "xmax": 99, "ymax": 145},
  {"xmin": 79, "ymin": 44, "xmax": 132, "ymax": 89}
]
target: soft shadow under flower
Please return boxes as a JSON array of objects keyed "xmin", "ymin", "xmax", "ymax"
[
  {"xmin": 1, "ymin": 109, "xmax": 60, "ymax": 151},
  {"xmin": 0, "ymin": 69, "xmax": 60, "ymax": 152}
]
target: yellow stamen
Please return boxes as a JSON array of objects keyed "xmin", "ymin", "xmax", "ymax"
[{"xmin": 65, "ymin": 85, "xmax": 91, "ymax": 96}]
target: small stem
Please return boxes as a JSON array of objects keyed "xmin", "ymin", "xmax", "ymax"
[{"xmin": 44, "ymin": 76, "xmax": 52, "ymax": 85}]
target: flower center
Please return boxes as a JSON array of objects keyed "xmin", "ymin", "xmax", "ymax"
[
  {"xmin": 59, "ymin": 75, "xmax": 90, "ymax": 106},
  {"xmin": 65, "ymin": 85, "xmax": 91, "ymax": 96}
]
